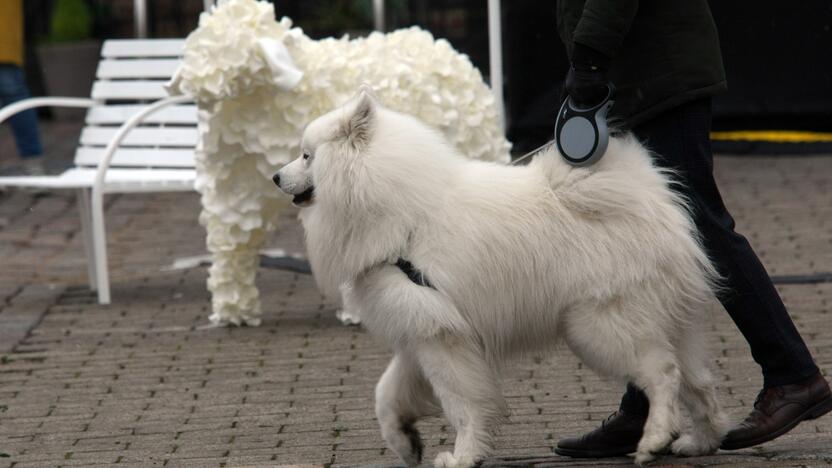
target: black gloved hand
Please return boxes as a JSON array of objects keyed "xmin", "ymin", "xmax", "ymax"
[{"xmin": 563, "ymin": 42, "xmax": 611, "ymax": 108}]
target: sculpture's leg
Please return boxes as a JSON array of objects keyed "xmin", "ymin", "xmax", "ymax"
[
  {"xmin": 196, "ymin": 129, "xmax": 289, "ymax": 326},
  {"xmin": 207, "ymin": 239, "xmax": 263, "ymax": 326}
]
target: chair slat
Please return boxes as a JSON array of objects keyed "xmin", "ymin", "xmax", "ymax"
[
  {"xmin": 81, "ymin": 127, "xmax": 198, "ymax": 147},
  {"xmin": 101, "ymin": 39, "xmax": 185, "ymax": 58},
  {"xmin": 91, "ymin": 81, "xmax": 169, "ymax": 100},
  {"xmin": 97, "ymin": 59, "xmax": 181, "ymax": 79},
  {"xmin": 0, "ymin": 168, "xmax": 195, "ymax": 191},
  {"xmin": 99, "ymin": 168, "xmax": 196, "ymax": 193},
  {"xmin": 74, "ymin": 148, "xmax": 196, "ymax": 168},
  {"xmin": 86, "ymin": 105, "xmax": 197, "ymax": 125}
]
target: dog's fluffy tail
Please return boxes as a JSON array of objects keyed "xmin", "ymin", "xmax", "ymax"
[{"xmin": 555, "ymin": 134, "xmax": 722, "ymax": 318}]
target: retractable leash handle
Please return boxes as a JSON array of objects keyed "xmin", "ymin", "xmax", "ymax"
[{"xmin": 555, "ymin": 83, "xmax": 615, "ymax": 167}]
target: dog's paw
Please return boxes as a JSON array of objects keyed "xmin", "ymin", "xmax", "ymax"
[
  {"xmin": 380, "ymin": 420, "xmax": 422, "ymax": 466},
  {"xmin": 633, "ymin": 450, "xmax": 656, "ymax": 466},
  {"xmin": 670, "ymin": 433, "xmax": 719, "ymax": 457},
  {"xmin": 335, "ymin": 308, "xmax": 361, "ymax": 325},
  {"xmin": 399, "ymin": 453, "xmax": 420, "ymax": 467},
  {"xmin": 433, "ymin": 451, "xmax": 477, "ymax": 468},
  {"xmin": 434, "ymin": 452, "xmax": 457, "ymax": 468},
  {"xmin": 395, "ymin": 446, "xmax": 421, "ymax": 468},
  {"xmin": 635, "ymin": 432, "xmax": 671, "ymax": 465},
  {"xmin": 400, "ymin": 422, "xmax": 423, "ymax": 466}
]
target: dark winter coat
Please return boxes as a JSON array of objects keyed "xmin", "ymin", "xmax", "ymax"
[{"xmin": 556, "ymin": 0, "xmax": 727, "ymax": 128}]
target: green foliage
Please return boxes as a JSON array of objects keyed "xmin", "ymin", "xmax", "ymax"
[{"xmin": 48, "ymin": 0, "xmax": 93, "ymax": 43}]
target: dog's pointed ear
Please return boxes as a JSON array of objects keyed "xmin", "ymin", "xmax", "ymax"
[
  {"xmin": 340, "ymin": 87, "xmax": 376, "ymax": 150},
  {"xmin": 357, "ymin": 83, "xmax": 378, "ymax": 99}
]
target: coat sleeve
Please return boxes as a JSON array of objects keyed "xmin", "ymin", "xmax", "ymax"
[{"xmin": 572, "ymin": 0, "xmax": 639, "ymax": 59}]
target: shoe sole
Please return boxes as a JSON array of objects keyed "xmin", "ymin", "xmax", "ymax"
[
  {"xmin": 720, "ymin": 393, "xmax": 832, "ymax": 450},
  {"xmin": 554, "ymin": 445, "xmax": 636, "ymax": 458}
]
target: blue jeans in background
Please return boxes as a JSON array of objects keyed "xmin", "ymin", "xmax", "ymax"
[{"xmin": 0, "ymin": 64, "xmax": 43, "ymax": 158}]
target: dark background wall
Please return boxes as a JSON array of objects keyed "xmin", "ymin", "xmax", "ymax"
[
  {"xmin": 502, "ymin": 1, "xmax": 563, "ymax": 152},
  {"xmin": 710, "ymin": 2, "xmax": 832, "ymax": 131},
  {"xmin": 501, "ymin": 1, "xmax": 832, "ymax": 152},
  {"xmin": 20, "ymin": 0, "xmax": 832, "ymax": 151}
]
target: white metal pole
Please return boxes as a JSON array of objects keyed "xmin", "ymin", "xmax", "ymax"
[
  {"xmin": 204, "ymin": 0, "xmax": 213, "ymax": 12},
  {"xmin": 77, "ymin": 188, "xmax": 98, "ymax": 291},
  {"xmin": 134, "ymin": 0, "xmax": 147, "ymax": 38},
  {"xmin": 373, "ymin": 0, "xmax": 385, "ymax": 32},
  {"xmin": 487, "ymin": 0, "xmax": 505, "ymax": 131}
]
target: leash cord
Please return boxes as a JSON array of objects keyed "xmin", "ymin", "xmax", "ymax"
[{"xmin": 511, "ymin": 140, "xmax": 555, "ymax": 166}]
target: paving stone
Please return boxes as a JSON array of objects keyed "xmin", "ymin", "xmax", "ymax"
[{"xmin": 1, "ymin": 123, "xmax": 832, "ymax": 466}]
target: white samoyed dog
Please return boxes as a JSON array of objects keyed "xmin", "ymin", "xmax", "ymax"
[{"xmin": 274, "ymin": 87, "xmax": 728, "ymax": 467}]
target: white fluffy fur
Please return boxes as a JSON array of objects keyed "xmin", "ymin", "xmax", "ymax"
[{"xmin": 277, "ymin": 90, "xmax": 729, "ymax": 466}]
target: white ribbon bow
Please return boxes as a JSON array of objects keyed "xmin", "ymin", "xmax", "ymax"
[{"xmin": 256, "ymin": 37, "xmax": 304, "ymax": 91}]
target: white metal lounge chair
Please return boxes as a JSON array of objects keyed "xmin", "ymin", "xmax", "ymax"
[{"xmin": 0, "ymin": 39, "xmax": 197, "ymax": 305}]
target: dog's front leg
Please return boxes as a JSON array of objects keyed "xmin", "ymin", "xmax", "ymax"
[
  {"xmin": 375, "ymin": 352, "xmax": 439, "ymax": 466},
  {"xmin": 415, "ymin": 339, "xmax": 507, "ymax": 468}
]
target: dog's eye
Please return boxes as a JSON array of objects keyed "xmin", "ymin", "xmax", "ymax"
[{"xmin": 303, "ymin": 152, "xmax": 310, "ymax": 160}]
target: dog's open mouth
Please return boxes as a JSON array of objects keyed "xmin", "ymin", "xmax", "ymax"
[{"xmin": 293, "ymin": 186, "xmax": 315, "ymax": 206}]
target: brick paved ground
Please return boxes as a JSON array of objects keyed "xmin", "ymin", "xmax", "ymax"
[{"xmin": 1, "ymin": 122, "xmax": 831, "ymax": 467}]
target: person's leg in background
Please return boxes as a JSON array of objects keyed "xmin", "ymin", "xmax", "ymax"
[
  {"xmin": 638, "ymin": 99, "xmax": 820, "ymax": 389},
  {"xmin": 556, "ymin": 98, "xmax": 830, "ymax": 458},
  {"xmin": 0, "ymin": 63, "xmax": 44, "ymax": 175}
]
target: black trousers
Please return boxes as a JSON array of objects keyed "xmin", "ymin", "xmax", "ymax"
[{"xmin": 619, "ymin": 98, "xmax": 819, "ymax": 417}]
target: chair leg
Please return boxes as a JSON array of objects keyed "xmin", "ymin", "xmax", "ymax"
[
  {"xmin": 76, "ymin": 188, "xmax": 97, "ymax": 290},
  {"xmin": 90, "ymin": 190, "xmax": 111, "ymax": 305}
]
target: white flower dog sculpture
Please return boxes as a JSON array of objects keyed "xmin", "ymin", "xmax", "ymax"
[{"xmin": 168, "ymin": 0, "xmax": 511, "ymax": 326}]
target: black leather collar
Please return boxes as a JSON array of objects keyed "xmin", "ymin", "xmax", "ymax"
[{"xmin": 395, "ymin": 258, "xmax": 434, "ymax": 289}]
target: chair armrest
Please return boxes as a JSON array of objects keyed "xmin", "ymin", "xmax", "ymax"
[
  {"xmin": 0, "ymin": 97, "xmax": 97, "ymax": 125},
  {"xmin": 91, "ymin": 94, "xmax": 195, "ymax": 195}
]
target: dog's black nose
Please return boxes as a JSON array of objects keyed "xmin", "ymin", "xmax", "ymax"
[{"xmin": 272, "ymin": 172, "xmax": 281, "ymax": 187}]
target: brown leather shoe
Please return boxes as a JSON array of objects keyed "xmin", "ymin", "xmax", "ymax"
[
  {"xmin": 721, "ymin": 373, "xmax": 832, "ymax": 450},
  {"xmin": 554, "ymin": 410, "xmax": 646, "ymax": 458}
]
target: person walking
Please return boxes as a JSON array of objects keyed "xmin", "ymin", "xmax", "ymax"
[
  {"xmin": 0, "ymin": 0, "xmax": 45, "ymax": 175},
  {"xmin": 553, "ymin": 0, "xmax": 832, "ymax": 457}
]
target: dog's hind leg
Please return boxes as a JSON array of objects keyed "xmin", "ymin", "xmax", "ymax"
[
  {"xmin": 672, "ymin": 332, "xmax": 728, "ymax": 457},
  {"xmin": 376, "ymin": 353, "xmax": 439, "ymax": 467},
  {"xmin": 415, "ymin": 340, "xmax": 507, "ymax": 468},
  {"xmin": 562, "ymin": 304, "xmax": 681, "ymax": 464},
  {"xmin": 631, "ymin": 347, "xmax": 684, "ymax": 465}
]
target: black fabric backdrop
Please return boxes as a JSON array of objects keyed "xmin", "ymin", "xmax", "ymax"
[{"xmin": 503, "ymin": 1, "xmax": 832, "ymax": 153}]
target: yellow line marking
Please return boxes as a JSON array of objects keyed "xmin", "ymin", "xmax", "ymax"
[{"xmin": 710, "ymin": 131, "xmax": 832, "ymax": 143}]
